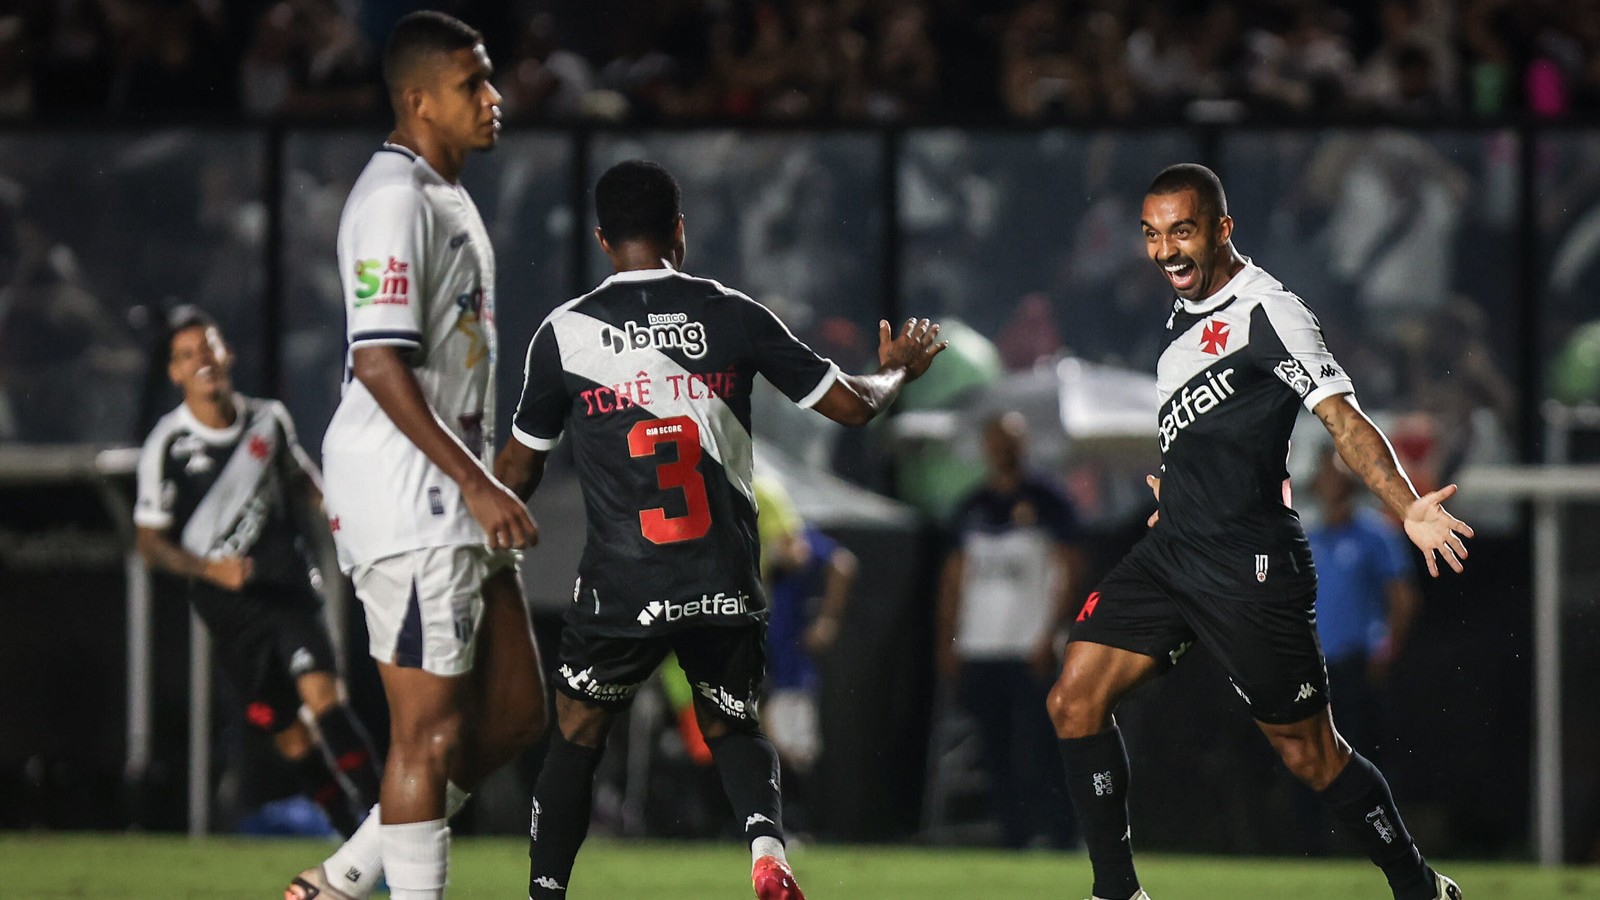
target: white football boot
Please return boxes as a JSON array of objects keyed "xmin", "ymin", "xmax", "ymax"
[{"xmin": 1431, "ymin": 872, "xmax": 1463, "ymax": 900}]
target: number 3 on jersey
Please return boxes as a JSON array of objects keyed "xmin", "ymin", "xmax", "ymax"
[{"xmin": 627, "ymin": 415, "xmax": 712, "ymax": 544}]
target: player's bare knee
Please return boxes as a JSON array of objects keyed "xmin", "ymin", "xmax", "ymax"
[
  {"xmin": 1268, "ymin": 728, "xmax": 1347, "ymax": 790},
  {"xmin": 1046, "ymin": 680, "xmax": 1109, "ymax": 739},
  {"xmin": 274, "ymin": 720, "xmax": 314, "ymax": 760}
]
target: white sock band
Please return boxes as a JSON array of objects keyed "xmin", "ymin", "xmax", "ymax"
[
  {"xmin": 323, "ymin": 805, "xmax": 383, "ymax": 898},
  {"xmin": 381, "ymin": 818, "xmax": 450, "ymax": 900},
  {"xmin": 751, "ymin": 835, "xmax": 786, "ymax": 868},
  {"xmin": 320, "ymin": 782, "xmax": 469, "ymax": 899}
]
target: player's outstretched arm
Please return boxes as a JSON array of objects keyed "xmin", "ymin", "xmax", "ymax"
[
  {"xmin": 1313, "ymin": 393, "xmax": 1474, "ymax": 577},
  {"xmin": 812, "ymin": 318, "xmax": 947, "ymax": 427},
  {"xmin": 352, "ymin": 345, "xmax": 537, "ymax": 551},
  {"xmin": 493, "ymin": 440, "xmax": 549, "ymax": 504}
]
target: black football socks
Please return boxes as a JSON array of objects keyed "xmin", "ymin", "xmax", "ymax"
[
  {"xmin": 292, "ymin": 750, "xmax": 362, "ymax": 837},
  {"xmin": 315, "ymin": 704, "xmax": 382, "ymax": 813},
  {"xmin": 1319, "ymin": 752, "xmax": 1437, "ymax": 900},
  {"xmin": 528, "ymin": 733, "xmax": 604, "ymax": 899},
  {"xmin": 707, "ymin": 729, "xmax": 786, "ymax": 847},
  {"xmin": 1060, "ymin": 726, "xmax": 1140, "ymax": 900}
]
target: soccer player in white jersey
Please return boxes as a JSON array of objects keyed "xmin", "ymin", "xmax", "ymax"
[
  {"xmin": 495, "ymin": 160, "xmax": 946, "ymax": 900},
  {"xmin": 1048, "ymin": 164, "xmax": 1467, "ymax": 900},
  {"xmin": 285, "ymin": 12, "xmax": 544, "ymax": 900}
]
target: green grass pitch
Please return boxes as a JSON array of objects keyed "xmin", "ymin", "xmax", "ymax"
[{"xmin": 5, "ymin": 834, "xmax": 1600, "ymax": 898}]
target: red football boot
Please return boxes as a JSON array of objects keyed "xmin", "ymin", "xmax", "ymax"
[{"xmin": 752, "ymin": 855, "xmax": 807, "ymax": 900}]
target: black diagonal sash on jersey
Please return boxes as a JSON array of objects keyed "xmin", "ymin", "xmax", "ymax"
[
  {"xmin": 550, "ymin": 309, "xmax": 755, "ymax": 507},
  {"xmin": 180, "ymin": 409, "xmax": 280, "ymax": 557}
]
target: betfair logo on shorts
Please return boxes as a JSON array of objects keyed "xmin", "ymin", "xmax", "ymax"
[
  {"xmin": 636, "ymin": 591, "xmax": 750, "ymax": 626},
  {"xmin": 600, "ymin": 313, "xmax": 709, "ymax": 359}
]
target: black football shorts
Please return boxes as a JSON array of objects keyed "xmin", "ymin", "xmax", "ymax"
[
  {"xmin": 1068, "ymin": 542, "xmax": 1329, "ymax": 725},
  {"xmin": 554, "ymin": 621, "xmax": 767, "ymax": 723},
  {"xmin": 189, "ymin": 582, "xmax": 337, "ymax": 734}
]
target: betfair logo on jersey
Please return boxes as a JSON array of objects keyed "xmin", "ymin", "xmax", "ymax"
[
  {"xmin": 1157, "ymin": 367, "xmax": 1237, "ymax": 452},
  {"xmin": 636, "ymin": 591, "xmax": 750, "ymax": 626},
  {"xmin": 352, "ymin": 257, "xmax": 411, "ymax": 307},
  {"xmin": 600, "ymin": 313, "xmax": 709, "ymax": 358}
]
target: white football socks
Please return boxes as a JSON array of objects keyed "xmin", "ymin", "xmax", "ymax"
[
  {"xmin": 751, "ymin": 835, "xmax": 786, "ymax": 868},
  {"xmin": 381, "ymin": 818, "xmax": 450, "ymax": 900},
  {"xmin": 321, "ymin": 782, "xmax": 471, "ymax": 898}
]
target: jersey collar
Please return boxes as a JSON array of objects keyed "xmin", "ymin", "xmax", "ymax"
[
  {"xmin": 599, "ymin": 267, "xmax": 679, "ymax": 288},
  {"xmin": 1178, "ymin": 255, "xmax": 1264, "ymax": 316},
  {"xmin": 178, "ymin": 395, "xmax": 246, "ymax": 444}
]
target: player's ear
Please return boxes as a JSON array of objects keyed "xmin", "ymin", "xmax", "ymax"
[
  {"xmin": 404, "ymin": 83, "xmax": 429, "ymax": 121},
  {"xmin": 593, "ymin": 226, "xmax": 610, "ymax": 254},
  {"xmin": 671, "ymin": 215, "xmax": 686, "ymax": 266},
  {"xmin": 1217, "ymin": 214, "xmax": 1233, "ymax": 244}
]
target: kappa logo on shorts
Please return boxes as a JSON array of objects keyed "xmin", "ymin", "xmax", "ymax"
[
  {"xmin": 531, "ymin": 875, "xmax": 566, "ymax": 891},
  {"xmin": 1295, "ymin": 682, "xmax": 1318, "ymax": 702},
  {"xmin": 746, "ymin": 813, "xmax": 776, "ymax": 831},
  {"xmin": 288, "ymin": 647, "xmax": 316, "ymax": 677}
]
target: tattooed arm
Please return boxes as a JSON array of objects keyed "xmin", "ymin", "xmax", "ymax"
[{"xmin": 1312, "ymin": 393, "xmax": 1474, "ymax": 577}]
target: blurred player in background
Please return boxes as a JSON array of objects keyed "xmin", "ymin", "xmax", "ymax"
[
  {"xmin": 495, "ymin": 159, "xmax": 945, "ymax": 900},
  {"xmin": 1049, "ymin": 164, "xmax": 1468, "ymax": 900},
  {"xmin": 757, "ymin": 475, "xmax": 858, "ymax": 835},
  {"xmin": 936, "ymin": 410, "xmax": 1081, "ymax": 850},
  {"xmin": 134, "ymin": 305, "xmax": 381, "ymax": 838},
  {"xmin": 286, "ymin": 12, "xmax": 545, "ymax": 900}
]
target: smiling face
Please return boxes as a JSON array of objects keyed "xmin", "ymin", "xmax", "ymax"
[
  {"xmin": 419, "ymin": 44, "xmax": 501, "ymax": 153},
  {"xmin": 1141, "ymin": 187, "xmax": 1237, "ymax": 301},
  {"xmin": 168, "ymin": 324, "xmax": 232, "ymax": 404}
]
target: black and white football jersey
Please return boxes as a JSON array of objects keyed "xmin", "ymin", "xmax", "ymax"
[
  {"xmin": 512, "ymin": 268, "xmax": 839, "ymax": 636},
  {"xmin": 1144, "ymin": 260, "xmax": 1355, "ymax": 598},
  {"xmin": 135, "ymin": 395, "xmax": 317, "ymax": 592}
]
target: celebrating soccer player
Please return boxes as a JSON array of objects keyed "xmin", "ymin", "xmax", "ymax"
[
  {"xmin": 286, "ymin": 11, "xmax": 545, "ymax": 900},
  {"xmin": 1046, "ymin": 164, "xmax": 1469, "ymax": 900},
  {"xmin": 135, "ymin": 306, "xmax": 382, "ymax": 839},
  {"xmin": 495, "ymin": 159, "xmax": 946, "ymax": 900}
]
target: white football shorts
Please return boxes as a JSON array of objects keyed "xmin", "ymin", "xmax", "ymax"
[{"xmin": 353, "ymin": 545, "xmax": 518, "ymax": 677}]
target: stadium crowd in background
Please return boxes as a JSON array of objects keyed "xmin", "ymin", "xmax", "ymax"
[{"xmin": 1, "ymin": 0, "xmax": 1600, "ymax": 124}]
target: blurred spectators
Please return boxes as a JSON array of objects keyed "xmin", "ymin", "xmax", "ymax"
[{"xmin": 5, "ymin": 0, "xmax": 1598, "ymax": 123}]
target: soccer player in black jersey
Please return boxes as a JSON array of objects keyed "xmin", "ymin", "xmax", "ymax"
[
  {"xmin": 134, "ymin": 306, "xmax": 381, "ymax": 837},
  {"xmin": 1047, "ymin": 165, "xmax": 1469, "ymax": 900},
  {"xmin": 495, "ymin": 159, "xmax": 946, "ymax": 900}
]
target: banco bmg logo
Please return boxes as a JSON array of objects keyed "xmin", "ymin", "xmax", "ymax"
[{"xmin": 600, "ymin": 313, "xmax": 708, "ymax": 358}]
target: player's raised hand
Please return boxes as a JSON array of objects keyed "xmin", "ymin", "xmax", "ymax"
[
  {"xmin": 1402, "ymin": 483, "xmax": 1474, "ymax": 577},
  {"xmin": 203, "ymin": 556, "xmax": 253, "ymax": 591},
  {"xmin": 463, "ymin": 475, "xmax": 539, "ymax": 551},
  {"xmin": 878, "ymin": 318, "xmax": 947, "ymax": 380}
]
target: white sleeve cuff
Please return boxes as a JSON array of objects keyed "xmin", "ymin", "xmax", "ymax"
[
  {"xmin": 133, "ymin": 509, "xmax": 172, "ymax": 529},
  {"xmin": 512, "ymin": 424, "xmax": 561, "ymax": 451},
  {"xmin": 1303, "ymin": 382, "xmax": 1355, "ymax": 413},
  {"xmin": 796, "ymin": 362, "xmax": 842, "ymax": 409}
]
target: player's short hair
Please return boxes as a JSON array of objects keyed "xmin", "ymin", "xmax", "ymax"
[
  {"xmin": 1147, "ymin": 163, "xmax": 1228, "ymax": 220},
  {"xmin": 595, "ymin": 160, "xmax": 681, "ymax": 245},
  {"xmin": 382, "ymin": 11, "xmax": 483, "ymax": 100},
  {"xmin": 163, "ymin": 304, "xmax": 217, "ymax": 361}
]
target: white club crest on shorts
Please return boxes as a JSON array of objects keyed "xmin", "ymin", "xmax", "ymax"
[{"xmin": 1255, "ymin": 554, "xmax": 1269, "ymax": 583}]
